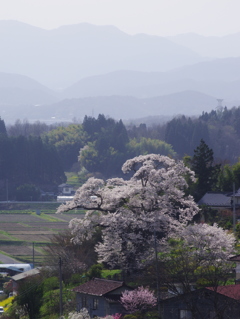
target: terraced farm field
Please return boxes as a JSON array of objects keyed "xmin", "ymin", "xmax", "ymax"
[{"xmin": 0, "ymin": 210, "xmax": 84, "ymax": 265}]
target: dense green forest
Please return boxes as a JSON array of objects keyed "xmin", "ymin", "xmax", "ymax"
[
  {"xmin": 2, "ymin": 106, "xmax": 240, "ymax": 201},
  {"xmin": 0, "ymin": 130, "xmax": 66, "ymax": 200}
]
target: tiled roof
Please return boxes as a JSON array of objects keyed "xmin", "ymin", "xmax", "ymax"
[
  {"xmin": 198, "ymin": 192, "xmax": 232, "ymax": 207},
  {"xmin": 207, "ymin": 285, "xmax": 240, "ymax": 300},
  {"xmin": 229, "ymin": 255, "xmax": 240, "ymax": 262},
  {"xmin": 73, "ymin": 278, "xmax": 125, "ymax": 296}
]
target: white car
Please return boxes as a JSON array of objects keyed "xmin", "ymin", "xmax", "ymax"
[{"xmin": 0, "ymin": 306, "xmax": 4, "ymax": 314}]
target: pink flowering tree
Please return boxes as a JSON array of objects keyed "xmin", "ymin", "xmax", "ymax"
[
  {"xmin": 120, "ymin": 286, "xmax": 157, "ymax": 313},
  {"xmin": 57, "ymin": 154, "xmax": 199, "ymax": 271},
  {"xmin": 160, "ymin": 223, "xmax": 236, "ymax": 295}
]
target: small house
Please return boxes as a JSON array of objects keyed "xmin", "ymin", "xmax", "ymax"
[
  {"xmin": 73, "ymin": 278, "xmax": 132, "ymax": 317},
  {"xmin": 229, "ymin": 255, "xmax": 240, "ymax": 281},
  {"xmin": 198, "ymin": 190, "xmax": 240, "ymax": 220},
  {"xmin": 58, "ymin": 183, "xmax": 75, "ymax": 196},
  {"xmin": 161, "ymin": 286, "xmax": 240, "ymax": 319},
  {"xmin": 198, "ymin": 192, "xmax": 232, "ymax": 210},
  {"xmin": 11, "ymin": 267, "xmax": 41, "ymax": 295}
]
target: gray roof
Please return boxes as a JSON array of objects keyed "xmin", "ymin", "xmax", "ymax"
[
  {"xmin": 73, "ymin": 278, "xmax": 128, "ymax": 296},
  {"xmin": 198, "ymin": 192, "xmax": 232, "ymax": 207},
  {"xmin": 12, "ymin": 268, "xmax": 40, "ymax": 281},
  {"xmin": 58, "ymin": 183, "xmax": 72, "ymax": 188}
]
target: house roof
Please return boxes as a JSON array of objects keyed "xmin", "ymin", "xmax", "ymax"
[
  {"xmin": 12, "ymin": 268, "xmax": 40, "ymax": 281},
  {"xmin": 73, "ymin": 278, "xmax": 126, "ymax": 296},
  {"xmin": 229, "ymin": 255, "xmax": 240, "ymax": 262},
  {"xmin": 198, "ymin": 192, "xmax": 232, "ymax": 207},
  {"xmin": 207, "ymin": 285, "xmax": 240, "ymax": 301},
  {"xmin": 58, "ymin": 183, "xmax": 72, "ymax": 188}
]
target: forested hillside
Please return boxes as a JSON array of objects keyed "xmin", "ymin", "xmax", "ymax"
[
  {"xmin": 0, "ymin": 118, "xmax": 66, "ymax": 200},
  {"xmin": 42, "ymin": 115, "xmax": 176, "ymax": 179},
  {"xmin": 3, "ymin": 106, "xmax": 240, "ymax": 201},
  {"xmin": 163, "ymin": 106, "xmax": 240, "ymax": 163}
]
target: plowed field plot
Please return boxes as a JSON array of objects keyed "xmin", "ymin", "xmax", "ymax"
[
  {"xmin": 0, "ymin": 244, "xmax": 43, "ymax": 256},
  {"xmin": 0, "ymin": 212, "xmax": 83, "ymax": 264},
  {"xmin": 26, "ymin": 222, "xmax": 68, "ymax": 229},
  {"xmin": 48, "ymin": 213, "xmax": 84, "ymax": 222},
  {"xmin": 0, "ymin": 214, "xmax": 44, "ymax": 222}
]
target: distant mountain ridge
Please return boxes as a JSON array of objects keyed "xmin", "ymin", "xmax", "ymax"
[
  {"xmin": 0, "ymin": 21, "xmax": 240, "ymax": 123},
  {"xmin": 0, "ymin": 21, "xmax": 205, "ymax": 88},
  {"xmin": 62, "ymin": 57, "xmax": 240, "ymax": 100},
  {"xmin": 0, "ymin": 91, "xmax": 218, "ymax": 124},
  {"xmin": 0, "ymin": 72, "xmax": 58, "ymax": 105}
]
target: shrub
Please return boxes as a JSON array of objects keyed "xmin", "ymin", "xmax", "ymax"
[{"xmin": 121, "ymin": 287, "xmax": 157, "ymax": 313}]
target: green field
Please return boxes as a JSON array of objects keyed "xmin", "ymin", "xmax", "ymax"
[{"xmin": 0, "ymin": 208, "xmax": 85, "ymax": 265}]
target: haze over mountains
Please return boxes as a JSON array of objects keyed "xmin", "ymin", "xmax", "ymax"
[{"xmin": 0, "ymin": 20, "xmax": 240, "ymax": 123}]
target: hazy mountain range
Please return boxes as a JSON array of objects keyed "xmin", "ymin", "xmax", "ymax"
[
  {"xmin": 0, "ymin": 21, "xmax": 240, "ymax": 123},
  {"xmin": 168, "ymin": 33, "xmax": 240, "ymax": 58}
]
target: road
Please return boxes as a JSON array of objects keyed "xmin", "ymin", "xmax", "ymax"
[{"xmin": 0, "ymin": 253, "xmax": 19, "ymax": 264}]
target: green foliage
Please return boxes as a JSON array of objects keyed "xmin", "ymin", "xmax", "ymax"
[
  {"xmin": 15, "ymin": 276, "xmax": 43, "ymax": 319},
  {"xmin": 199, "ymin": 107, "xmax": 240, "ymax": 163},
  {"xmin": 123, "ymin": 311, "xmax": 143, "ymax": 319},
  {"xmin": 42, "ymin": 276, "xmax": 59, "ymax": 294},
  {"xmin": 69, "ymin": 273, "xmax": 83, "ymax": 286},
  {"xmin": 127, "ymin": 137, "xmax": 176, "ymax": 158},
  {"xmin": 40, "ymin": 290, "xmax": 59, "ymax": 317},
  {"xmin": 232, "ymin": 161, "xmax": 240, "ymax": 189},
  {"xmin": 80, "ymin": 115, "xmax": 178, "ymax": 179},
  {"xmin": 236, "ymin": 223, "xmax": 240, "ymax": 239},
  {"xmin": 2, "ymin": 300, "xmax": 21, "ymax": 319},
  {"xmin": 86, "ymin": 263, "xmax": 103, "ymax": 280},
  {"xmin": 216, "ymin": 159, "xmax": 240, "ymax": 192},
  {"xmin": 194, "ymin": 205, "xmax": 218, "ymax": 224},
  {"xmin": 43, "ymin": 124, "xmax": 88, "ymax": 171},
  {"xmin": 165, "ymin": 116, "xmax": 210, "ymax": 157},
  {"xmin": 65, "ymin": 172, "xmax": 81, "ymax": 188},
  {"xmin": 143, "ymin": 310, "xmax": 159, "ymax": 319},
  {"xmin": 217, "ymin": 164, "xmax": 234, "ymax": 191},
  {"xmin": 218, "ymin": 217, "xmax": 233, "ymax": 230},
  {"xmin": 80, "ymin": 115, "xmax": 129, "ymax": 178},
  {"xmin": 40, "ymin": 288, "xmax": 75, "ymax": 318},
  {"xmin": 0, "ymin": 134, "xmax": 66, "ymax": 200},
  {"xmin": 101, "ymin": 269, "xmax": 122, "ymax": 280},
  {"xmin": 16, "ymin": 184, "xmax": 41, "ymax": 201}
]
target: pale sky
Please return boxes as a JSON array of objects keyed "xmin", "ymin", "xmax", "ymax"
[{"xmin": 0, "ymin": 0, "xmax": 240, "ymax": 37}]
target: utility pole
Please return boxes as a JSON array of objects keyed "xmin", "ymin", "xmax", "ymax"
[
  {"xmin": 59, "ymin": 257, "xmax": 63, "ymax": 317},
  {"xmin": 154, "ymin": 226, "xmax": 161, "ymax": 318},
  {"xmin": 6, "ymin": 179, "xmax": 8, "ymax": 202}
]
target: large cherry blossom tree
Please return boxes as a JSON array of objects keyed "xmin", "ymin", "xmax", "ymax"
[{"xmin": 57, "ymin": 154, "xmax": 199, "ymax": 270}]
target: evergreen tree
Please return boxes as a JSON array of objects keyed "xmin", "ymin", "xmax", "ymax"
[
  {"xmin": 191, "ymin": 139, "xmax": 220, "ymax": 200},
  {"xmin": 0, "ymin": 117, "xmax": 7, "ymax": 136},
  {"xmin": 165, "ymin": 116, "xmax": 209, "ymax": 157}
]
